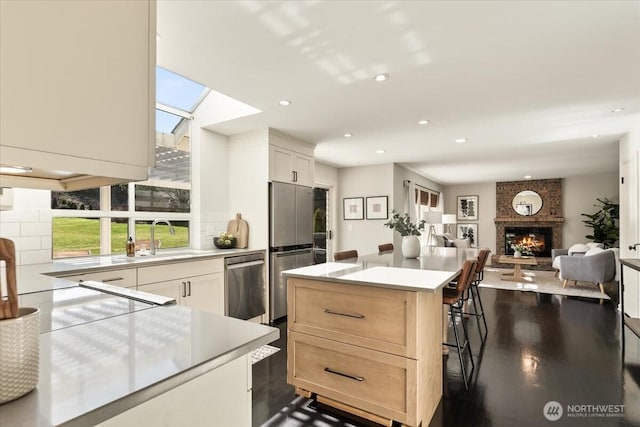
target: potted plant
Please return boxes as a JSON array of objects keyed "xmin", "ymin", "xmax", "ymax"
[
  {"xmin": 384, "ymin": 210, "xmax": 425, "ymax": 258},
  {"xmin": 581, "ymin": 198, "xmax": 619, "ymax": 248}
]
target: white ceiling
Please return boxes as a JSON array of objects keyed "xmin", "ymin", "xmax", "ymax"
[{"xmin": 157, "ymin": 0, "xmax": 640, "ymax": 184}]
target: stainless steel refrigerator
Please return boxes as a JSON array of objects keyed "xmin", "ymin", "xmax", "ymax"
[{"xmin": 269, "ymin": 182, "xmax": 314, "ymax": 321}]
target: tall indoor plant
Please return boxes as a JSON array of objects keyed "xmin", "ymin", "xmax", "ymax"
[
  {"xmin": 384, "ymin": 210, "xmax": 425, "ymax": 258},
  {"xmin": 581, "ymin": 197, "xmax": 619, "ymax": 248}
]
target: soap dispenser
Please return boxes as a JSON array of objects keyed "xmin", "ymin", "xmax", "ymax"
[{"xmin": 126, "ymin": 236, "xmax": 135, "ymax": 257}]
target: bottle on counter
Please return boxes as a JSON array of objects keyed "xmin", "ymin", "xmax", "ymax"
[{"xmin": 126, "ymin": 236, "xmax": 135, "ymax": 257}]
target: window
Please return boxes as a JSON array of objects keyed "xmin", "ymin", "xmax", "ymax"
[
  {"xmin": 415, "ymin": 187, "xmax": 442, "ymax": 244},
  {"xmin": 51, "ymin": 67, "xmax": 204, "ymax": 258}
]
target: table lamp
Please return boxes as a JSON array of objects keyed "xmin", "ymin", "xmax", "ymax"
[{"xmin": 422, "ymin": 211, "xmax": 443, "ymax": 246}]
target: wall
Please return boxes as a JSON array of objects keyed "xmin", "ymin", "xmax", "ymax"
[
  {"xmin": 442, "ymin": 182, "xmax": 496, "ymax": 252},
  {"xmin": 337, "ymin": 164, "xmax": 394, "ymax": 255},
  {"xmin": 190, "ymin": 128, "xmax": 230, "ymax": 249},
  {"xmin": 562, "ymin": 173, "xmax": 619, "ymax": 247},
  {"xmin": 0, "ymin": 188, "xmax": 52, "ymax": 265},
  {"xmin": 228, "ymin": 130, "xmax": 270, "ymax": 250}
]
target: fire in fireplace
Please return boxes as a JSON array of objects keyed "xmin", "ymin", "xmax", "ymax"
[{"xmin": 505, "ymin": 227, "xmax": 552, "ymax": 257}]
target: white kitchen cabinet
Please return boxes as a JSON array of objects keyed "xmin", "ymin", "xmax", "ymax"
[
  {"xmin": 97, "ymin": 354, "xmax": 251, "ymax": 427},
  {"xmin": 268, "ymin": 131, "xmax": 314, "ymax": 187},
  {"xmin": 138, "ymin": 259, "xmax": 224, "ymax": 315},
  {"xmin": 138, "ymin": 273, "xmax": 223, "ymax": 315},
  {"xmin": 57, "ymin": 268, "xmax": 138, "ymax": 289},
  {"xmin": 0, "ymin": 0, "xmax": 156, "ymax": 191}
]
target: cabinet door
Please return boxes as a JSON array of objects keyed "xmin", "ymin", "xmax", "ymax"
[
  {"xmin": 138, "ymin": 280, "xmax": 183, "ymax": 304},
  {"xmin": 293, "ymin": 153, "xmax": 314, "ymax": 186},
  {"xmin": 0, "ymin": 1, "xmax": 154, "ymax": 178},
  {"xmin": 269, "ymin": 145, "xmax": 294, "ymax": 183},
  {"xmin": 184, "ymin": 273, "xmax": 224, "ymax": 315}
]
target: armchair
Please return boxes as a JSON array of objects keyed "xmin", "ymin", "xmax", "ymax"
[{"xmin": 556, "ymin": 249, "xmax": 617, "ymax": 294}]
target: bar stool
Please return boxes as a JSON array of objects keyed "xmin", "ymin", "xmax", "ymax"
[
  {"xmin": 466, "ymin": 248, "xmax": 491, "ymax": 343},
  {"xmin": 334, "ymin": 250, "xmax": 358, "ymax": 261},
  {"xmin": 443, "ymin": 258, "xmax": 478, "ymax": 390}
]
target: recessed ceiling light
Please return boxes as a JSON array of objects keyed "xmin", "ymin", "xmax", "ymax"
[
  {"xmin": 0, "ymin": 165, "xmax": 32, "ymax": 174},
  {"xmin": 612, "ymin": 107, "xmax": 624, "ymax": 113},
  {"xmin": 524, "ymin": 175, "xmax": 532, "ymax": 179},
  {"xmin": 418, "ymin": 120, "xmax": 430, "ymax": 125},
  {"xmin": 455, "ymin": 138, "xmax": 467, "ymax": 143},
  {"xmin": 593, "ymin": 134, "xmax": 599, "ymax": 138},
  {"xmin": 344, "ymin": 133, "xmax": 353, "ymax": 138},
  {"xmin": 278, "ymin": 100, "xmax": 291, "ymax": 106},
  {"xmin": 373, "ymin": 73, "xmax": 389, "ymax": 82},
  {"xmin": 375, "ymin": 149, "xmax": 385, "ymax": 154}
]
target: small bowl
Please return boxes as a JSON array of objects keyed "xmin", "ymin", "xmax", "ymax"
[{"xmin": 214, "ymin": 237, "xmax": 237, "ymax": 249}]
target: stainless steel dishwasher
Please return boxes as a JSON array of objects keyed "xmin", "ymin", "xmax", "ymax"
[{"xmin": 225, "ymin": 252, "xmax": 266, "ymax": 320}]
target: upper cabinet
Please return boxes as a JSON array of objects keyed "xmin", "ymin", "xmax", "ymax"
[
  {"xmin": 269, "ymin": 131, "xmax": 314, "ymax": 187},
  {"xmin": 0, "ymin": 0, "xmax": 156, "ymax": 191}
]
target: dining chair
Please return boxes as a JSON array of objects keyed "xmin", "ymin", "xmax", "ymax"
[
  {"xmin": 333, "ymin": 250, "xmax": 358, "ymax": 261},
  {"xmin": 377, "ymin": 243, "xmax": 394, "ymax": 252},
  {"xmin": 443, "ymin": 258, "xmax": 478, "ymax": 390}
]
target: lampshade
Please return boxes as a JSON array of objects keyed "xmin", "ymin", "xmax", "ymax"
[
  {"xmin": 422, "ymin": 211, "xmax": 442, "ymax": 224},
  {"xmin": 442, "ymin": 214, "xmax": 457, "ymax": 225}
]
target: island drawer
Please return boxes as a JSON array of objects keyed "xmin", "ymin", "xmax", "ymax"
[
  {"xmin": 287, "ymin": 331, "xmax": 414, "ymax": 424},
  {"xmin": 287, "ymin": 278, "xmax": 417, "ymax": 357}
]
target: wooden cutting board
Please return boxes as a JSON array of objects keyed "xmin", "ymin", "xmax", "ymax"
[
  {"xmin": 0, "ymin": 238, "xmax": 19, "ymax": 319},
  {"xmin": 227, "ymin": 213, "xmax": 249, "ymax": 249}
]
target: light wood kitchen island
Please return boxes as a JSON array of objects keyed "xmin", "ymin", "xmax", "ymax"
[{"xmin": 283, "ymin": 248, "xmax": 478, "ymax": 427}]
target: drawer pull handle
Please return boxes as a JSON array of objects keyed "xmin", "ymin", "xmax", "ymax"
[
  {"xmin": 324, "ymin": 308, "xmax": 364, "ymax": 319},
  {"xmin": 102, "ymin": 277, "xmax": 124, "ymax": 283},
  {"xmin": 324, "ymin": 367, "xmax": 364, "ymax": 382}
]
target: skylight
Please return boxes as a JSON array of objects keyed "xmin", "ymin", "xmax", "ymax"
[{"xmin": 156, "ymin": 66, "xmax": 209, "ymax": 113}]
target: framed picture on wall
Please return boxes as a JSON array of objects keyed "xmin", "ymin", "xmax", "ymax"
[
  {"xmin": 366, "ymin": 196, "xmax": 388, "ymax": 220},
  {"xmin": 457, "ymin": 195, "xmax": 479, "ymax": 220},
  {"xmin": 343, "ymin": 197, "xmax": 364, "ymax": 220},
  {"xmin": 457, "ymin": 223, "xmax": 478, "ymax": 248}
]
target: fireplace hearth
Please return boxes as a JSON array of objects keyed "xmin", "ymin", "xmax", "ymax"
[{"xmin": 505, "ymin": 227, "xmax": 552, "ymax": 257}]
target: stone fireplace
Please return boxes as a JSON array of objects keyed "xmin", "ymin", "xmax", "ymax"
[
  {"xmin": 505, "ymin": 226, "xmax": 553, "ymax": 257},
  {"xmin": 494, "ymin": 179, "xmax": 564, "ymax": 268}
]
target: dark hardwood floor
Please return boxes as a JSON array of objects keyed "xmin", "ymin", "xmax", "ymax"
[{"xmin": 252, "ymin": 288, "xmax": 640, "ymax": 427}]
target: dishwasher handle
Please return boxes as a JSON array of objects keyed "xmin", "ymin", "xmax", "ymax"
[{"xmin": 226, "ymin": 260, "xmax": 264, "ymax": 270}]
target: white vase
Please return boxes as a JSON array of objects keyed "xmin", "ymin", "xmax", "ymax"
[
  {"xmin": 514, "ymin": 250, "xmax": 522, "ymax": 258},
  {"xmin": 402, "ymin": 235, "xmax": 420, "ymax": 258}
]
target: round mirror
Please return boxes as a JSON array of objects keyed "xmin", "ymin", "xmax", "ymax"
[{"xmin": 512, "ymin": 190, "xmax": 543, "ymax": 216}]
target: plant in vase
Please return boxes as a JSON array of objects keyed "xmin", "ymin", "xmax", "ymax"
[
  {"xmin": 384, "ymin": 210, "xmax": 425, "ymax": 258},
  {"xmin": 511, "ymin": 243, "xmax": 532, "ymax": 258}
]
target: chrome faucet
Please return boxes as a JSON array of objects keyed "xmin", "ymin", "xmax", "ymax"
[{"xmin": 150, "ymin": 219, "xmax": 175, "ymax": 255}]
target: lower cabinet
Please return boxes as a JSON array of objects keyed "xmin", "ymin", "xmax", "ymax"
[
  {"xmin": 96, "ymin": 354, "xmax": 251, "ymax": 427},
  {"xmin": 138, "ymin": 273, "xmax": 223, "ymax": 315},
  {"xmin": 287, "ymin": 277, "xmax": 443, "ymax": 427},
  {"xmin": 138, "ymin": 259, "xmax": 224, "ymax": 315}
]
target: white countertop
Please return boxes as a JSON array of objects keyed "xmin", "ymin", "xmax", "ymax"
[
  {"xmin": 4, "ymin": 248, "xmax": 264, "ymax": 294},
  {"xmin": 282, "ymin": 247, "xmax": 480, "ymax": 292},
  {"xmin": 0, "ymin": 248, "xmax": 277, "ymax": 427}
]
